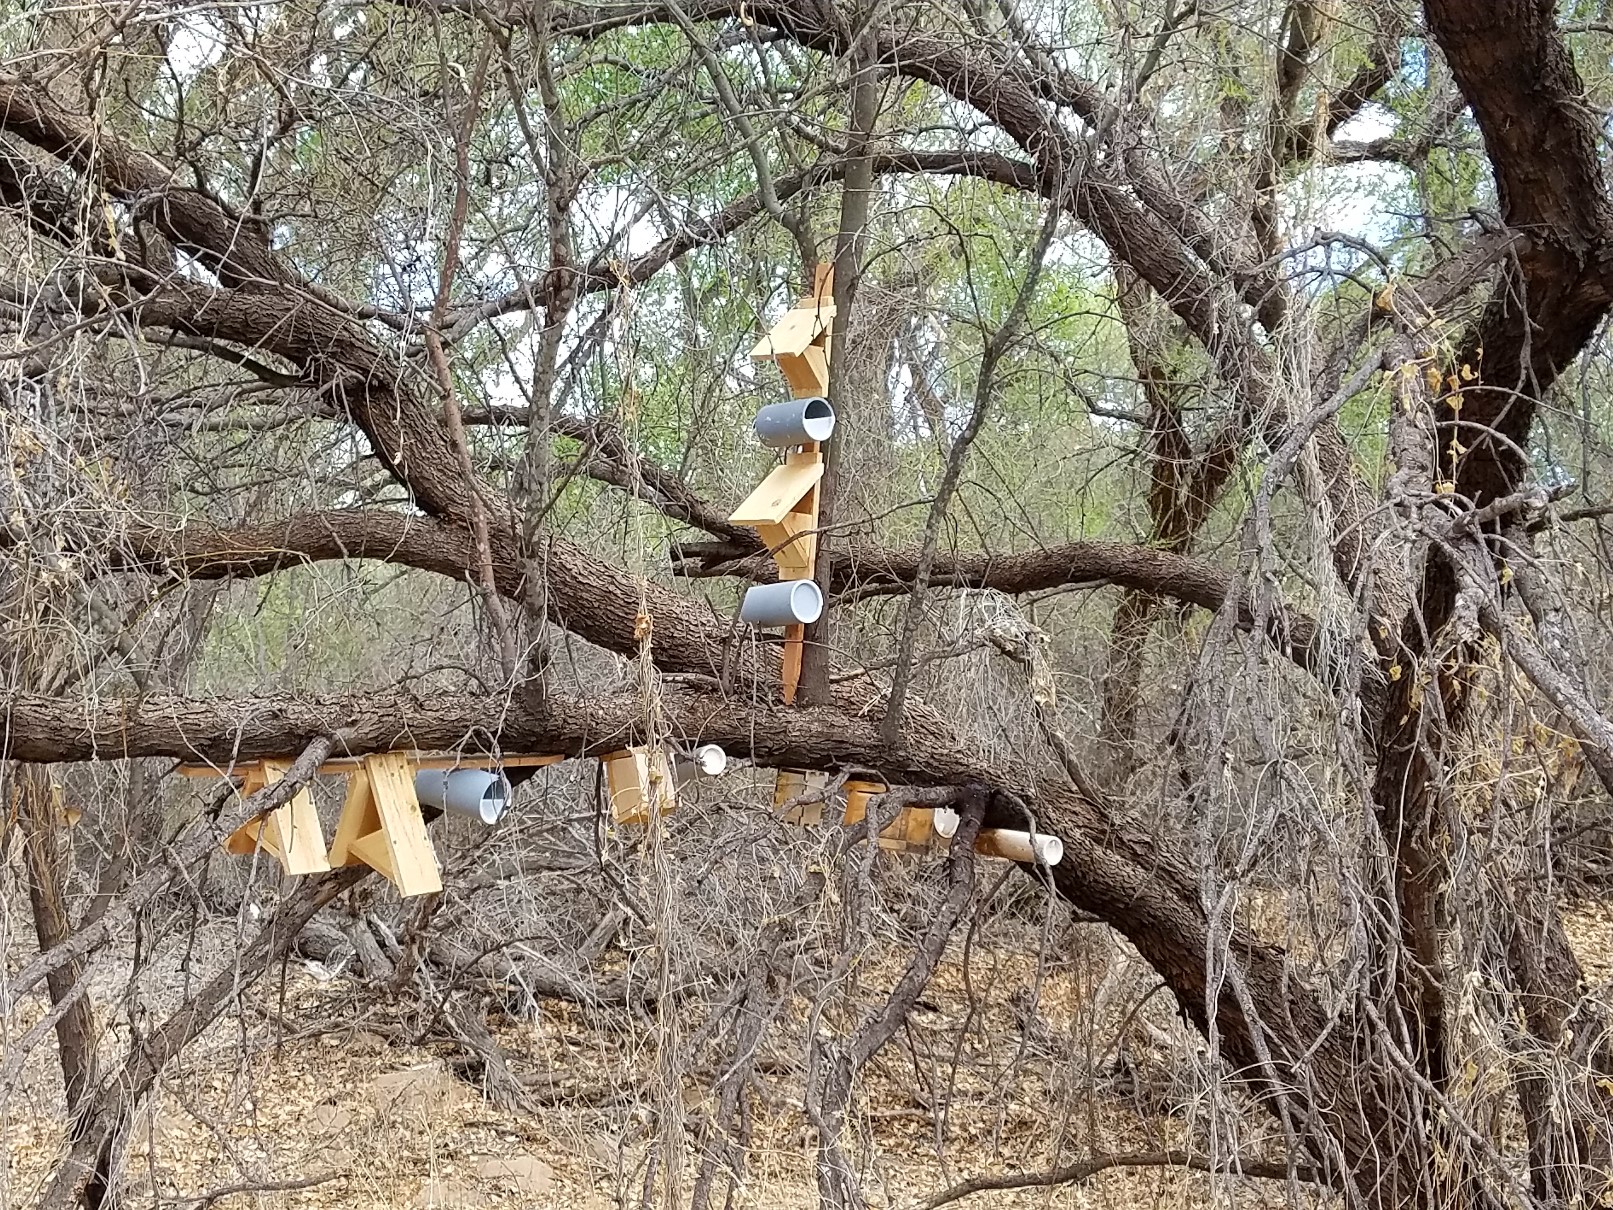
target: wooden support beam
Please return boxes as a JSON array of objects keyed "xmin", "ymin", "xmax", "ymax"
[
  {"xmin": 603, "ymin": 747, "xmax": 675, "ymax": 826},
  {"xmin": 774, "ymin": 768, "xmax": 830, "ymax": 824},
  {"xmin": 182, "ymin": 752, "xmax": 565, "ymax": 778},
  {"xmin": 728, "ymin": 457, "xmax": 824, "ymax": 527},
  {"xmin": 781, "ymin": 623, "xmax": 806, "ymax": 705},
  {"xmin": 223, "ymin": 759, "xmax": 331, "ymax": 876},
  {"xmin": 328, "ymin": 754, "xmax": 442, "ymax": 897}
]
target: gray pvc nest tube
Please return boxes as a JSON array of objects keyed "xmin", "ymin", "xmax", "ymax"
[
  {"xmin": 753, "ymin": 397, "xmax": 835, "ymax": 447},
  {"xmin": 740, "ymin": 578, "xmax": 824, "ymax": 628},
  {"xmin": 414, "ymin": 768, "xmax": 512, "ymax": 826}
]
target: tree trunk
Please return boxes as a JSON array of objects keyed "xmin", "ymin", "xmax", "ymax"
[{"xmin": 12, "ymin": 763, "xmax": 98, "ymax": 1131}]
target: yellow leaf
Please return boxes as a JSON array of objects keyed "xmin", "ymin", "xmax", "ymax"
[
  {"xmin": 1390, "ymin": 663, "xmax": 1403, "ymax": 681},
  {"xmin": 1500, "ymin": 563, "xmax": 1513, "ymax": 585},
  {"xmin": 1436, "ymin": 481, "xmax": 1455, "ymax": 494}
]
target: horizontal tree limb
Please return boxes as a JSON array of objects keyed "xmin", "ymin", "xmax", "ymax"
[
  {"xmin": 916, "ymin": 1149, "xmax": 1325, "ymax": 1210},
  {"xmin": 0, "ymin": 686, "xmax": 991, "ymax": 789},
  {"xmin": 0, "ymin": 682, "xmax": 1379, "ymax": 1184}
]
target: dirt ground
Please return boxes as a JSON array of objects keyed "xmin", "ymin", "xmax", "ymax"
[{"xmin": 4, "ymin": 899, "xmax": 1611, "ymax": 1209}]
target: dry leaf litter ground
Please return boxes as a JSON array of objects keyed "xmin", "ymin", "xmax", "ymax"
[{"xmin": 6, "ymin": 889, "xmax": 1611, "ymax": 1209}]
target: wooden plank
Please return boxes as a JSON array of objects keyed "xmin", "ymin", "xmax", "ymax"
[
  {"xmin": 603, "ymin": 749, "xmax": 647, "ymax": 824},
  {"xmin": 842, "ymin": 780, "xmax": 888, "ymax": 826},
  {"xmin": 781, "ymin": 623, "xmax": 805, "ymax": 705},
  {"xmin": 775, "ymin": 768, "xmax": 828, "ymax": 825},
  {"xmin": 179, "ymin": 762, "xmax": 264, "ymax": 778},
  {"xmin": 750, "ymin": 305, "xmax": 835, "ymax": 359},
  {"xmin": 222, "ymin": 762, "xmax": 329, "ymax": 874},
  {"xmin": 412, "ymin": 753, "xmax": 564, "ymax": 771},
  {"xmin": 604, "ymin": 748, "xmax": 675, "ymax": 825},
  {"xmin": 259, "ymin": 759, "xmax": 331, "ymax": 876},
  {"xmin": 185, "ymin": 753, "xmax": 566, "ymax": 778},
  {"xmin": 362, "ymin": 753, "xmax": 442, "ymax": 896},
  {"xmin": 729, "ymin": 459, "xmax": 824, "ymax": 526},
  {"xmin": 328, "ymin": 769, "xmax": 376, "ymax": 868},
  {"xmin": 325, "ymin": 753, "xmax": 564, "ymax": 773},
  {"xmin": 808, "ymin": 262, "xmax": 834, "ymax": 301}
]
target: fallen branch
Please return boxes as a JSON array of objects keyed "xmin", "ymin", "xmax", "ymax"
[{"xmin": 915, "ymin": 1149, "xmax": 1325, "ymax": 1209}]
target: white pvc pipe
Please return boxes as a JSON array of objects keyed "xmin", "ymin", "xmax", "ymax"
[
  {"xmin": 673, "ymin": 743, "xmax": 729, "ymax": 786},
  {"xmin": 933, "ymin": 808, "xmax": 1063, "ymax": 866}
]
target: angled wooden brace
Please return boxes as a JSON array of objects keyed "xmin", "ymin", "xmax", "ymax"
[
  {"xmin": 328, "ymin": 753, "xmax": 442, "ymax": 897},
  {"xmin": 224, "ymin": 759, "xmax": 331, "ymax": 876}
]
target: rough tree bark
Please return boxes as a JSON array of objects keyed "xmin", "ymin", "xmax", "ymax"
[
  {"xmin": 12, "ymin": 764, "xmax": 99, "ymax": 1129},
  {"xmin": 4, "ymin": 2, "xmax": 1613, "ymax": 1208}
]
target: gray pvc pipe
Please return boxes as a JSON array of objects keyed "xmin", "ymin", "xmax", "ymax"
[
  {"xmin": 753, "ymin": 397, "xmax": 835, "ymax": 447},
  {"xmin": 414, "ymin": 768, "xmax": 512, "ymax": 826},
  {"xmin": 740, "ymin": 579, "xmax": 824, "ymax": 628}
]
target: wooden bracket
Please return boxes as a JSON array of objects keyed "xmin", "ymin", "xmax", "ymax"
[
  {"xmin": 838, "ymin": 781, "xmax": 942, "ymax": 854},
  {"xmin": 744, "ymin": 267, "xmax": 836, "ymax": 703},
  {"xmin": 328, "ymin": 753, "xmax": 442, "ymax": 897},
  {"xmin": 750, "ymin": 265, "xmax": 835, "ymax": 398},
  {"xmin": 223, "ymin": 759, "xmax": 331, "ymax": 876},
  {"xmin": 603, "ymin": 747, "xmax": 675, "ymax": 826},
  {"xmin": 197, "ymin": 750, "xmax": 566, "ymax": 894},
  {"xmin": 774, "ymin": 768, "xmax": 830, "ymax": 824},
  {"xmin": 742, "ymin": 277, "xmax": 832, "ymax": 707}
]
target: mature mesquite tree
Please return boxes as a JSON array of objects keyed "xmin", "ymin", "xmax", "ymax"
[{"xmin": 6, "ymin": 1, "xmax": 1613, "ymax": 1207}]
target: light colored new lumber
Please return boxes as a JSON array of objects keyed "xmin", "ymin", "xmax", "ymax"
[
  {"xmin": 181, "ymin": 752, "xmax": 566, "ymax": 777},
  {"xmin": 604, "ymin": 747, "xmax": 675, "ymax": 825},
  {"xmin": 749, "ymin": 304, "xmax": 833, "ymax": 358},
  {"xmin": 728, "ymin": 459, "xmax": 824, "ymax": 527},
  {"xmin": 360, "ymin": 752, "xmax": 442, "ymax": 896},
  {"xmin": 222, "ymin": 759, "xmax": 330, "ymax": 876}
]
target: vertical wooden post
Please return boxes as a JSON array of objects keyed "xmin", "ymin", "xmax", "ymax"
[{"xmin": 744, "ymin": 267, "xmax": 835, "ymax": 703}]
